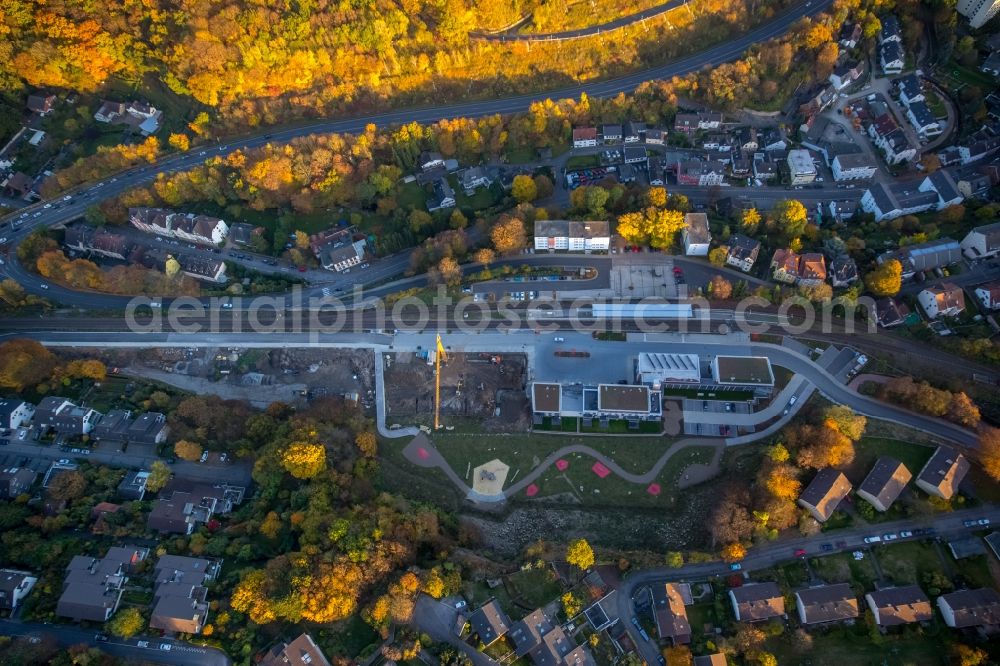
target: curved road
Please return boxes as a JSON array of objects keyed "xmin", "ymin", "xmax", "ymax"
[
  {"xmin": 0, "ymin": 0, "xmax": 831, "ymax": 302},
  {"xmin": 473, "ymin": 0, "xmax": 688, "ymax": 42}
]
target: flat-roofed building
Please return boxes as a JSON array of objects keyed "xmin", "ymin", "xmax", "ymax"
[
  {"xmin": 636, "ymin": 353, "xmax": 701, "ymax": 387},
  {"xmin": 529, "ymin": 382, "xmax": 662, "ymax": 422},
  {"xmin": 857, "ymin": 457, "xmax": 911, "ymax": 512},
  {"xmin": 597, "ymin": 384, "xmax": 652, "ymax": 414},
  {"xmin": 710, "ymin": 356, "xmax": 775, "ymax": 390},
  {"xmin": 865, "ymin": 586, "xmax": 932, "ymax": 626},
  {"xmin": 534, "ymin": 220, "xmax": 610, "ymax": 252},
  {"xmin": 531, "ymin": 383, "xmax": 562, "ymax": 416}
]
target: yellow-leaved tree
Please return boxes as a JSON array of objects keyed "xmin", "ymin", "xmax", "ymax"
[
  {"xmin": 865, "ymin": 259, "xmax": 902, "ymax": 297},
  {"xmin": 566, "ymin": 538, "xmax": 595, "ymax": 570},
  {"xmin": 281, "ymin": 441, "xmax": 326, "ymax": 479}
]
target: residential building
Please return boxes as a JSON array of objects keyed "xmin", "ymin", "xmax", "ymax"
[
  {"xmin": 623, "ymin": 145, "xmax": 647, "ymax": 165},
  {"xmin": 880, "ymin": 15, "xmax": 902, "ymax": 43},
  {"xmin": 877, "ymin": 237, "xmax": 962, "ymax": 278},
  {"xmin": 676, "ymin": 158, "xmax": 727, "ymax": 186},
  {"xmin": 918, "ymin": 283, "xmax": 965, "ymax": 319},
  {"xmin": 693, "ymin": 656, "xmax": 727, "ymax": 666},
  {"xmin": 915, "ymin": 447, "xmax": 969, "ymax": 499},
  {"xmin": 57, "ymin": 547, "xmax": 148, "ymax": 622},
  {"xmin": 876, "ymin": 297, "xmax": 910, "ymax": 328},
  {"xmin": 118, "ymin": 470, "xmax": 150, "ymax": 501},
  {"xmin": 682, "ymin": 213, "xmax": 710, "ymax": 256},
  {"xmin": 0, "ymin": 569, "xmax": 37, "ymax": 612},
  {"xmin": 319, "ymin": 239, "xmax": 366, "ymax": 272},
  {"xmin": 645, "ymin": 128, "xmax": 666, "ymax": 145},
  {"xmin": 920, "ymin": 170, "xmax": 963, "ymax": 210},
  {"xmin": 27, "ymin": 94, "xmax": 56, "ymax": 115},
  {"xmin": 857, "ymin": 457, "xmax": 912, "ymax": 512},
  {"xmin": 831, "ymin": 153, "xmax": 877, "ymax": 181},
  {"xmin": 759, "ymin": 129, "xmax": 787, "ymax": 152},
  {"xmin": 461, "ymin": 166, "xmax": 492, "ymax": 194},
  {"xmin": 129, "ymin": 412, "xmax": 169, "ymax": 445},
  {"xmin": 866, "ymin": 586, "xmax": 933, "ymax": 626},
  {"xmin": 534, "ymin": 220, "xmax": 610, "ymax": 252},
  {"xmin": 787, "ymin": 149, "xmax": 817, "ymax": 185},
  {"xmin": 937, "ymin": 588, "xmax": 1000, "ymax": 628},
  {"xmin": 0, "ymin": 399, "xmax": 34, "ymax": 430},
  {"xmin": 150, "ymin": 555, "xmax": 217, "ymax": 634},
  {"xmin": 92, "ymin": 409, "xmax": 131, "ymax": 441},
  {"xmin": 508, "ymin": 608, "xmax": 596, "ymax": 666},
  {"xmin": 753, "ymin": 158, "xmax": 778, "ymax": 180},
  {"xmin": 975, "ymin": 280, "xmax": 1000, "ymax": 310},
  {"xmin": 260, "ymin": 634, "xmax": 332, "ymax": 666},
  {"xmin": 796, "ymin": 584, "xmax": 859, "ymax": 625},
  {"xmin": 725, "ymin": 234, "xmax": 761, "ymax": 272},
  {"xmin": 771, "ymin": 249, "xmax": 800, "ymax": 284},
  {"xmin": 652, "ymin": 583, "xmax": 691, "ymax": 645},
  {"xmin": 728, "ymin": 583, "xmax": 785, "ymax": 623},
  {"xmin": 228, "ymin": 222, "xmax": 264, "ymax": 246},
  {"xmin": 906, "ymin": 100, "xmax": 941, "ymax": 137},
  {"xmin": 870, "ymin": 123, "xmax": 917, "ymax": 165},
  {"xmin": 624, "ymin": 121, "xmax": 645, "ymax": 143},
  {"xmin": 148, "ymin": 479, "xmax": 245, "ymax": 534},
  {"xmin": 426, "ymin": 178, "xmax": 456, "ymax": 212},
  {"xmin": 961, "ymin": 221, "xmax": 1000, "ymax": 260},
  {"xmin": 130, "ymin": 208, "xmax": 229, "ymax": 245},
  {"xmin": 797, "ymin": 469, "xmax": 852, "ymax": 523},
  {"xmin": 94, "ymin": 100, "xmax": 126, "ymax": 123},
  {"xmin": 828, "ymin": 199, "xmax": 859, "ymax": 222},
  {"xmin": 710, "ymin": 356, "xmax": 775, "ymax": 391},
  {"xmin": 770, "ymin": 250, "xmax": 826, "ymax": 286},
  {"xmin": 635, "ymin": 353, "xmax": 701, "ymax": 388},
  {"xmin": 862, "ymin": 182, "xmax": 940, "ymax": 222},
  {"xmin": 2, "ymin": 172, "xmax": 33, "ymax": 199},
  {"xmin": 838, "ymin": 22, "xmax": 861, "ymax": 48},
  {"xmin": 572, "ymin": 127, "xmax": 598, "ymax": 148},
  {"xmin": 956, "ymin": 169, "xmax": 992, "ymax": 198},
  {"xmin": 830, "ymin": 61, "xmax": 863, "ymax": 90},
  {"xmin": 601, "ymin": 124, "xmax": 622, "ymax": 142},
  {"xmin": 880, "ymin": 42, "xmax": 905, "ymax": 74},
  {"xmin": 959, "ymin": 135, "xmax": 1000, "ymax": 164},
  {"xmin": 418, "ymin": 151, "xmax": 445, "ymax": 171},
  {"xmin": 956, "ymin": 0, "xmax": 1000, "ymax": 27},
  {"xmin": 530, "ymin": 382, "xmax": 663, "ymax": 423},
  {"xmin": 982, "ymin": 51, "xmax": 1000, "ymax": 77},
  {"xmin": 469, "ymin": 599, "xmax": 511, "ymax": 646},
  {"xmin": 674, "ymin": 112, "xmax": 722, "ymax": 133},
  {"xmin": 0, "ymin": 467, "xmax": 37, "ymax": 499},
  {"xmin": 895, "ymin": 74, "xmax": 925, "ymax": 106},
  {"xmin": 829, "ymin": 256, "xmax": 859, "ymax": 287},
  {"xmin": 618, "ymin": 163, "xmax": 637, "ymax": 183},
  {"xmin": 33, "ymin": 397, "xmax": 100, "ymax": 436},
  {"xmin": 730, "ymin": 155, "xmax": 751, "ymax": 177}
]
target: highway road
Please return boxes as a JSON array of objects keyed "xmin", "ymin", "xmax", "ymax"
[
  {"xmin": 0, "ymin": 0, "xmax": 833, "ymax": 306},
  {"xmin": 0, "ymin": 619, "xmax": 230, "ymax": 666},
  {"xmin": 614, "ymin": 504, "xmax": 1000, "ymax": 665}
]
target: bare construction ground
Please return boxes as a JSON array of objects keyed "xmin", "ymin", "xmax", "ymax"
[
  {"xmin": 80, "ymin": 347, "xmax": 375, "ymax": 409},
  {"xmin": 384, "ymin": 352, "xmax": 530, "ymax": 431}
]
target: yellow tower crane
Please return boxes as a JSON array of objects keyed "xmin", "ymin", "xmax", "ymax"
[{"xmin": 434, "ymin": 334, "xmax": 448, "ymax": 430}]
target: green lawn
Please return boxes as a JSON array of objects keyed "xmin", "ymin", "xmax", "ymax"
[
  {"xmin": 944, "ymin": 60, "xmax": 998, "ymax": 88},
  {"xmin": 396, "ymin": 182, "xmax": 429, "ymax": 210},
  {"xmin": 764, "ymin": 623, "xmax": 954, "ymax": 666},
  {"xmin": 565, "ymin": 154, "xmax": 601, "ymax": 169},
  {"xmin": 809, "ymin": 552, "xmax": 878, "ymax": 593},
  {"xmin": 450, "ymin": 176, "xmax": 502, "ymax": 211},
  {"xmin": 506, "ymin": 567, "xmax": 563, "ymax": 608},
  {"xmin": 464, "ymin": 580, "xmax": 519, "ymax": 619},
  {"xmin": 314, "ymin": 614, "xmax": 381, "ymax": 662},
  {"xmin": 845, "ymin": 437, "xmax": 936, "ymax": 482},
  {"xmin": 875, "ymin": 540, "xmax": 949, "ymax": 588}
]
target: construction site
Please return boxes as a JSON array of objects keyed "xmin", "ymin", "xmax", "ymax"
[{"xmin": 383, "ymin": 350, "xmax": 531, "ymax": 431}]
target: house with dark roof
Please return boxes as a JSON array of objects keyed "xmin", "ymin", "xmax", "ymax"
[
  {"xmin": 693, "ymin": 655, "xmax": 727, "ymax": 666},
  {"xmin": 228, "ymin": 222, "xmax": 265, "ymax": 246},
  {"xmin": 508, "ymin": 608, "xmax": 596, "ymax": 665},
  {"xmin": 961, "ymin": 221, "xmax": 1000, "ymax": 260},
  {"xmin": 865, "ymin": 586, "xmax": 933, "ymax": 626},
  {"xmin": 895, "ymin": 74, "xmax": 924, "ymax": 106},
  {"xmin": 0, "ymin": 467, "xmax": 37, "ymax": 499},
  {"xmin": 0, "ymin": 569, "xmax": 38, "ymax": 612},
  {"xmin": 652, "ymin": 583, "xmax": 690, "ymax": 645},
  {"xmin": 57, "ymin": 547, "xmax": 148, "ymax": 622},
  {"xmin": 880, "ymin": 41, "xmax": 904, "ymax": 74},
  {"xmin": 27, "ymin": 93, "xmax": 56, "ymax": 115},
  {"xmin": 798, "ymin": 470, "xmax": 852, "ymax": 523},
  {"xmin": 150, "ymin": 555, "xmax": 216, "ymax": 634},
  {"xmin": 937, "ymin": 588, "xmax": 1000, "ymax": 629},
  {"xmin": 33, "ymin": 397, "xmax": 100, "ymax": 437},
  {"xmin": 862, "ymin": 182, "xmax": 938, "ymax": 221},
  {"xmin": 877, "ymin": 237, "xmax": 963, "ymax": 278},
  {"xmin": 118, "ymin": 470, "xmax": 150, "ymax": 501},
  {"xmin": 920, "ymin": 170, "xmax": 963, "ymax": 209},
  {"xmin": 728, "ymin": 582, "xmax": 785, "ymax": 622},
  {"xmin": 796, "ymin": 584, "xmax": 859, "ymax": 625},
  {"xmin": 2, "ymin": 172, "xmax": 33, "ymax": 199},
  {"xmin": 601, "ymin": 124, "xmax": 622, "ymax": 142},
  {"xmin": 469, "ymin": 599, "xmax": 511, "ymax": 646},
  {"xmin": 857, "ymin": 457, "xmax": 911, "ymax": 512},
  {"xmin": 624, "ymin": 121, "xmax": 646, "ymax": 143},
  {"xmin": 426, "ymin": 177, "xmax": 456, "ymax": 212},
  {"xmin": 260, "ymin": 633, "xmax": 332, "ymax": 666},
  {"xmin": 725, "ymin": 234, "xmax": 761, "ymax": 272},
  {"xmin": 915, "ymin": 447, "xmax": 969, "ymax": 499},
  {"xmin": 0, "ymin": 399, "xmax": 34, "ymax": 430},
  {"xmin": 906, "ymin": 100, "xmax": 941, "ymax": 137},
  {"xmin": 829, "ymin": 256, "xmax": 859, "ymax": 287},
  {"xmin": 875, "ymin": 297, "xmax": 910, "ymax": 328}
]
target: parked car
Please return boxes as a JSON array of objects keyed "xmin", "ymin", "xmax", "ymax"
[
  {"xmin": 863, "ymin": 536, "xmax": 881, "ymax": 544},
  {"xmin": 899, "ymin": 530, "xmax": 913, "ymax": 538},
  {"xmin": 978, "ymin": 518, "xmax": 991, "ymax": 526},
  {"xmin": 963, "ymin": 520, "xmax": 977, "ymax": 528},
  {"xmin": 820, "ymin": 543, "xmax": 833, "ymax": 552},
  {"xmin": 200, "ymin": 451, "xmax": 209, "ymax": 463},
  {"xmin": 882, "ymin": 533, "xmax": 899, "ymax": 541},
  {"xmin": 794, "ymin": 548, "xmax": 807, "ymax": 557},
  {"xmin": 730, "ymin": 563, "xmax": 742, "ymax": 571}
]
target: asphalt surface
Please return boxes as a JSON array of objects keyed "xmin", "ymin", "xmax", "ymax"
[
  {"xmin": 0, "ymin": 0, "xmax": 832, "ymax": 305},
  {"xmin": 0, "ymin": 619, "xmax": 230, "ymax": 666},
  {"xmin": 615, "ymin": 504, "xmax": 1000, "ymax": 665},
  {"xmin": 473, "ymin": 0, "xmax": 689, "ymax": 41}
]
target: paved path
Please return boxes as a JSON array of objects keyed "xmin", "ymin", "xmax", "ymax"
[
  {"xmin": 375, "ymin": 351, "xmax": 420, "ymax": 439},
  {"xmin": 848, "ymin": 372, "xmax": 892, "ymax": 391},
  {"xmin": 472, "ymin": 0, "xmax": 689, "ymax": 42}
]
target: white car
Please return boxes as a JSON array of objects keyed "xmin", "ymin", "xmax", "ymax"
[
  {"xmin": 553, "ymin": 337, "xmax": 565, "ymax": 342},
  {"xmin": 43, "ymin": 203, "xmax": 52, "ymax": 208},
  {"xmin": 40, "ymin": 284, "xmax": 49, "ymax": 289},
  {"xmin": 137, "ymin": 641, "xmax": 149, "ymax": 648},
  {"xmin": 882, "ymin": 533, "xmax": 899, "ymax": 541},
  {"xmin": 0, "ymin": 237, "xmax": 7, "ymax": 243},
  {"xmin": 159, "ymin": 644, "xmax": 172, "ymax": 651},
  {"xmin": 454, "ymin": 600, "xmax": 467, "ymax": 610},
  {"xmin": 863, "ymin": 535, "xmax": 881, "ymax": 544},
  {"xmin": 200, "ymin": 451, "xmax": 209, "ymax": 463},
  {"xmin": 899, "ymin": 530, "xmax": 913, "ymax": 538}
]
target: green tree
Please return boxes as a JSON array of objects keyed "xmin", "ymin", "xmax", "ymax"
[
  {"xmin": 708, "ymin": 246, "xmax": 728, "ymax": 267},
  {"xmin": 772, "ymin": 199, "xmax": 808, "ymax": 241},
  {"xmin": 566, "ymin": 538, "xmax": 595, "ymax": 570},
  {"xmin": 107, "ymin": 607, "xmax": 145, "ymax": 638},
  {"xmin": 665, "ymin": 551, "xmax": 684, "ymax": 568}
]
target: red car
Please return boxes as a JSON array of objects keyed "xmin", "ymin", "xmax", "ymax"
[
  {"xmin": 672, "ymin": 267, "xmax": 683, "ymax": 276},
  {"xmin": 298, "ymin": 266, "xmax": 307, "ymax": 272},
  {"xmin": 794, "ymin": 548, "xmax": 807, "ymax": 557}
]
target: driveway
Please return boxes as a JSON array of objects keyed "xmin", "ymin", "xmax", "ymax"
[{"xmin": 411, "ymin": 596, "xmax": 500, "ymax": 666}]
